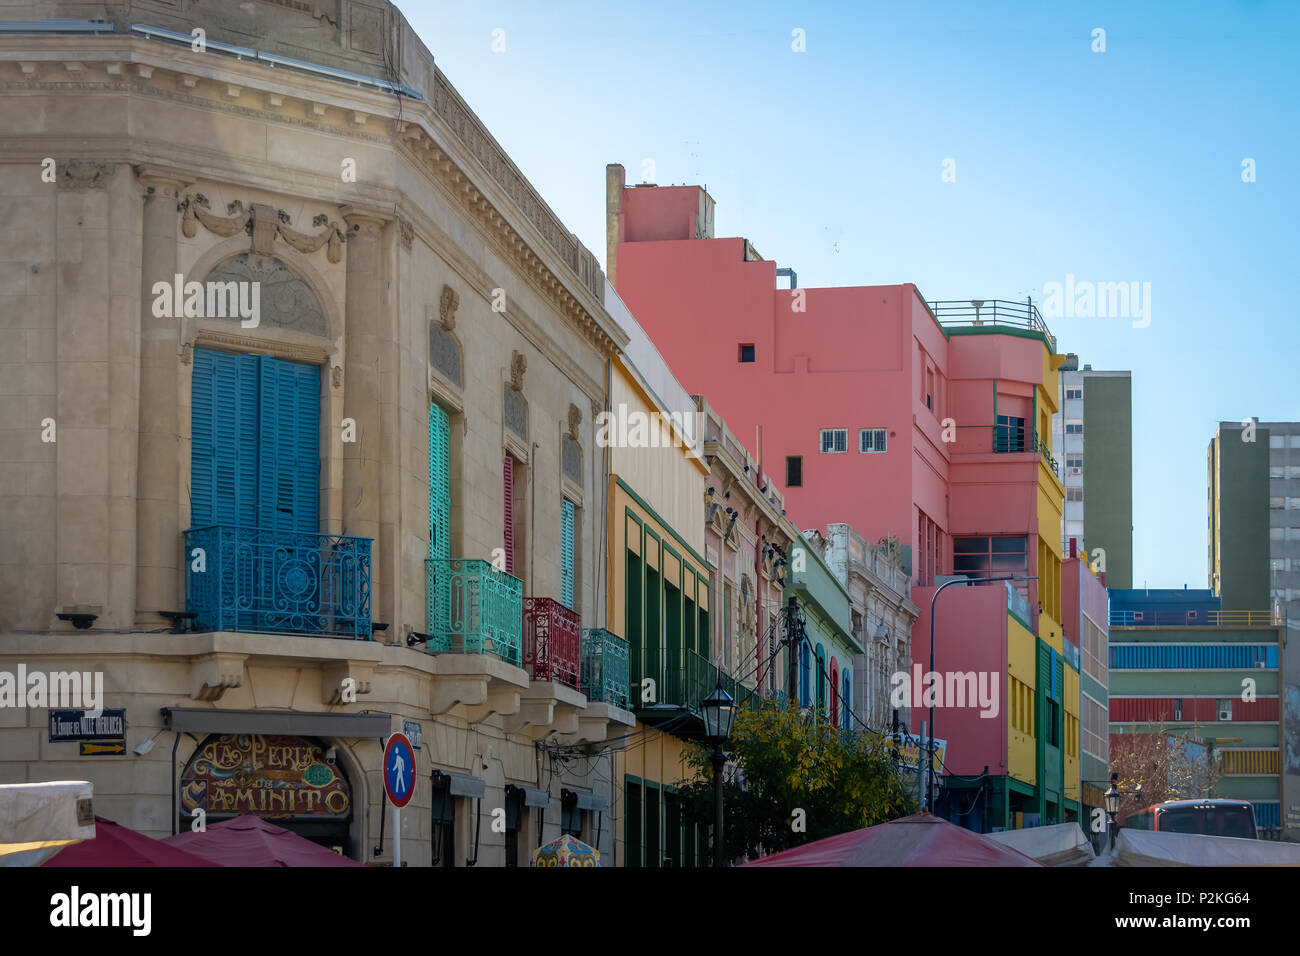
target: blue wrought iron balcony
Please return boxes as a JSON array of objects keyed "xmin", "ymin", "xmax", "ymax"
[
  {"xmin": 184, "ymin": 526, "xmax": 373, "ymax": 639},
  {"xmin": 425, "ymin": 558, "xmax": 523, "ymax": 666},
  {"xmin": 580, "ymin": 628, "xmax": 630, "ymax": 708}
]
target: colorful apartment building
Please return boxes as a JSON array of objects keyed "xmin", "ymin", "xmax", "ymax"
[
  {"xmin": 605, "ymin": 165, "xmax": 1075, "ymax": 831},
  {"xmin": 1107, "ymin": 589, "xmax": 1287, "ymax": 838},
  {"xmin": 1062, "ymin": 556, "xmax": 1110, "ymax": 841}
]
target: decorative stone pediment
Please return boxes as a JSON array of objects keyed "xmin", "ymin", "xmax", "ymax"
[{"xmin": 181, "ymin": 193, "xmax": 345, "ymax": 264}]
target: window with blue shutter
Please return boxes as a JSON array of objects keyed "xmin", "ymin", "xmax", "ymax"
[
  {"xmin": 799, "ymin": 642, "xmax": 811, "ymax": 706},
  {"xmin": 560, "ymin": 499, "xmax": 575, "ymax": 609},
  {"xmin": 258, "ymin": 356, "xmax": 320, "ymax": 532},
  {"xmin": 190, "ymin": 348, "xmax": 317, "ymax": 531},
  {"xmin": 191, "ymin": 348, "xmax": 259, "ymax": 528},
  {"xmin": 815, "ymin": 645, "xmax": 827, "ymax": 715},
  {"xmin": 842, "ymin": 670, "xmax": 852, "ymax": 730}
]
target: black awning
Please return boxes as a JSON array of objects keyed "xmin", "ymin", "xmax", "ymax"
[{"xmin": 161, "ymin": 707, "xmax": 391, "ymax": 738}]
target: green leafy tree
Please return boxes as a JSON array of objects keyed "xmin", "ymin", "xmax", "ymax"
[{"xmin": 675, "ymin": 701, "xmax": 917, "ymax": 862}]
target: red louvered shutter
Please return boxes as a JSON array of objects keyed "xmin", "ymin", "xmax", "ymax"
[{"xmin": 503, "ymin": 454, "xmax": 515, "ymax": 575}]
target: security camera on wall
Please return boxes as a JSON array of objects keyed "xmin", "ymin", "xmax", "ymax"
[{"xmin": 326, "ymin": 747, "xmax": 338, "ymax": 765}]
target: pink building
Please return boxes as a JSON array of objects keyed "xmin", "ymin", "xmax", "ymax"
[{"xmin": 605, "ymin": 165, "xmax": 1077, "ymax": 829}]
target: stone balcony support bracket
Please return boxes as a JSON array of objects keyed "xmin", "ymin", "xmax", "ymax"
[
  {"xmin": 191, "ymin": 652, "xmax": 248, "ymax": 702},
  {"xmin": 320, "ymin": 661, "xmax": 376, "ymax": 705}
]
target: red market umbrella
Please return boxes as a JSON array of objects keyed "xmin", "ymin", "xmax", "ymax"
[
  {"xmin": 744, "ymin": 812, "xmax": 1044, "ymax": 867},
  {"xmin": 162, "ymin": 815, "xmax": 361, "ymax": 867},
  {"xmin": 44, "ymin": 816, "xmax": 219, "ymax": 867}
]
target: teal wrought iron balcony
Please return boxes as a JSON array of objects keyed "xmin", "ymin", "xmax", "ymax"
[
  {"xmin": 184, "ymin": 525, "xmax": 373, "ymax": 638},
  {"xmin": 581, "ymin": 628, "xmax": 630, "ymax": 708},
  {"xmin": 425, "ymin": 558, "xmax": 523, "ymax": 666}
]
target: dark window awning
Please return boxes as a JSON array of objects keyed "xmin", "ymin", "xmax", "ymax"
[
  {"xmin": 161, "ymin": 707, "xmax": 391, "ymax": 739},
  {"xmin": 506, "ymin": 785, "xmax": 550, "ymax": 808},
  {"xmin": 432, "ymin": 770, "xmax": 486, "ymax": 799},
  {"xmin": 563, "ymin": 788, "xmax": 608, "ymax": 811}
]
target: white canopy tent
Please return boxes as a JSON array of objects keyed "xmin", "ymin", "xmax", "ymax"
[
  {"xmin": 0, "ymin": 781, "xmax": 96, "ymax": 867},
  {"xmin": 986, "ymin": 822, "xmax": 1096, "ymax": 866}
]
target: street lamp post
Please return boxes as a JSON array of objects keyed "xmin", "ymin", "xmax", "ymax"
[
  {"xmin": 700, "ymin": 681, "xmax": 737, "ymax": 867},
  {"xmin": 926, "ymin": 573, "xmax": 1036, "ymax": 814}
]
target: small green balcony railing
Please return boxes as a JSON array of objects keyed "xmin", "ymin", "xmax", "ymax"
[
  {"xmin": 581, "ymin": 628, "xmax": 630, "ymax": 708},
  {"xmin": 425, "ymin": 558, "xmax": 523, "ymax": 666},
  {"xmin": 631, "ymin": 645, "xmax": 757, "ymax": 712}
]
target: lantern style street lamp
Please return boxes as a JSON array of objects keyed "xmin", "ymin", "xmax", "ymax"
[{"xmin": 700, "ymin": 682, "xmax": 737, "ymax": 867}]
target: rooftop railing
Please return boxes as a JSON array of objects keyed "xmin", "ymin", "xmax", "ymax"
[
  {"xmin": 928, "ymin": 298, "xmax": 1057, "ymax": 352},
  {"xmin": 1110, "ymin": 608, "xmax": 1282, "ymax": 627}
]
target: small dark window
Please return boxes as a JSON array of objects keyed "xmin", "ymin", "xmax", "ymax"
[
  {"xmin": 786, "ymin": 456, "xmax": 802, "ymax": 487},
  {"xmin": 739, "ymin": 344, "xmax": 755, "ymax": 363}
]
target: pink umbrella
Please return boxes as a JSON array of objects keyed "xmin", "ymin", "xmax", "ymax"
[
  {"xmin": 744, "ymin": 812, "xmax": 1044, "ymax": 867},
  {"xmin": 162, "ymin": 815, "xmax": 361, "ymax": 867},
  {"xmin": 44, "ymin": 816, "xmax": 219, "ymax": 867}
]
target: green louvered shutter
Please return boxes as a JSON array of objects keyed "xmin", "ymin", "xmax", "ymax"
[
  {"xmin": 560, "ymin": 499, "xmax": 575, "ymax": 608},
  {"xmin": 429, "ymin": 404, "xmax": 451, "ymax": 561}
]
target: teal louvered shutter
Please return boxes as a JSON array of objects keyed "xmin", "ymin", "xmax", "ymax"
[
  {"xmin": 191, "ymin": 347, "xmax": 259, "ymax": 527},
  {"xmin": 257, "ymin": 356, "xmax": 320, "ymax": 532},
  {"xmin": 429, "ymin": 404, "xmax": 451, "ymax": 560},
  {"xmin": 560, "ymin": 499, "xmax": 575, "ymax": 609}
]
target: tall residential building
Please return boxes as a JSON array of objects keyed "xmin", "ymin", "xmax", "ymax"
[
  {"xmin": 1208, "ymin": 421, "xmax": 1272, "ymax": 610},
  {"xmin": 1107, "ymin": 589, "xmax": 1287, "ymax": 839},
  {"xmin": 605, "ymin": 165, "xmax": 1080, "ymax": 831},
  {"xmin": 1261, "ymin": 422, "xmax": 1300, "ymax": 624},
  {"xmin": 1052, "ymin": 358, "xmax": 1133, "ymax": 587}
]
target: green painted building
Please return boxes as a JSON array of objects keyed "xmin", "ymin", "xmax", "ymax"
[
  {"xmin": 1079, "ymin": 370, "xmax": 1133, "ymax": 588},
  {"xmin": 785, "ymin": 532, "xmax": 862, "ymax": 727},
  {"xmin": 1208, "ymin": 420, "xmax": 1271, "ymax": 611}
]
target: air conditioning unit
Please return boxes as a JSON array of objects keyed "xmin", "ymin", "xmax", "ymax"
[
  {"xmin": 1256, "ymin": 661, "xmax": 1267, "ymax": 669},
  {"xmin": 1069, "ymin": 467, "xmax": 1082, "ymax": 476},
  {"xmin": 1218, "ymin": 709, "xmax": 1231, "ymax": 721}
]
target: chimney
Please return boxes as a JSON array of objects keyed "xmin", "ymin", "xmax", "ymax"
[{"xmin": 605, "ymin": 164, "xmax": 625, "ymax": 289}]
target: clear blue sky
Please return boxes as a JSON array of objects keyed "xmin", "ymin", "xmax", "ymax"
[{"xmin": 401, "ymin": 0, "xmax": 1299, "ymax": 593}]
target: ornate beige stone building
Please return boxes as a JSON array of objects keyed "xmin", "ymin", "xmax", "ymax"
[{"xmin": 0, "ymin": 1, "xmax": 634, "ymax": 865}]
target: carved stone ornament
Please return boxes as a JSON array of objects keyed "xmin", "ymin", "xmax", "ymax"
[
  {"xmin": 439, "ymin": 284, "xmax": 459, "ymax": 330},
  {"xmin": 179, "ymin": 342, "xmax": 193, "ymax": 365},
  {"xmin": 399, "ymin": 219, "xmax": 414, "ymax": 250},
  {"xmin": 567, "ymin": 403, "xmax": 582, "ymax": 440},
  {"xmin": 181, "ymin": 193, "xmax": 345, "ymax": 264},
  {"xmin": 58, "ymin": 160, "xmax": 108, "ymax": 190},
  {"xmin": 509, "ymin": 350, "xmax": 527, "ymax": 392},
  {"xmin": 331, "ymin": 365, "xmax": 343, "ymax": 388}
]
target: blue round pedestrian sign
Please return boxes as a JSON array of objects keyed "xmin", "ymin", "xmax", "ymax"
[{"xmin": 384, "ymin": 732, "xmax": 416, "ymax": 808}]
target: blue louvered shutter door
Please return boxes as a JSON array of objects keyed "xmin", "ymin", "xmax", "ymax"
[
  {"xmin": 561, "ymin": 499, "xmax": 575, "ymax": 609},
  {"xmin": 257, "ymin": 356, "xmax": 319, "ymax": 532},
  {"xmin": 191, "ymin": 348, "xmax": 258, "ymax": 527},
  {"xmin": 428, "ymin": 404, "xmax": 451, "ymax": 561},
  {"xmin": 190, "ymin": 348, "xmax": 217, "ymax": 527}
]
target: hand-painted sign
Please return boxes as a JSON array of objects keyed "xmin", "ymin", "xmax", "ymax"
[
  {"xmin": 49, "ymin": 709, "xmax": 125, "ymax": 742},
  {"xmin": 384, "ymin": 733, "xmax": 415, "ymax": 808},
  {"xmin": 180, "ymin": 734, "xmax": 351, "ymax": 821}
]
